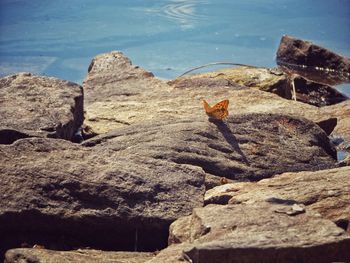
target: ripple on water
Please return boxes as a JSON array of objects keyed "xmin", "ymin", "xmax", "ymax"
[{"xmin": 159, "ymin": 0, "xmax": 208, "ymax": 28}]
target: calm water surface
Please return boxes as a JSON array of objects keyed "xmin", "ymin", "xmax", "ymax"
[{"xmin": 0, "ymin": 0, "xmax": 349, "ymax": 94}]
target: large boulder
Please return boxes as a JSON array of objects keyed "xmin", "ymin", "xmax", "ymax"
[
  {"xmin": 276, "ymin": 35, "xmax": 350, "ymax": 85},
  {"xmin": 0, "ymin": 72, "xmax": 83, "ymax": 143},
  {"xmin": 83, "ymin": 114, "xmax": 336, "ymax": 182},
  {"xmin": 0, "ymin": 136, "xmax": 205, "ymax": 256}
]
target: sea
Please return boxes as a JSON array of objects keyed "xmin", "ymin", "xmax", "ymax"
[{"xmin": 0, "ymin": 0, "xmax": 349, "ymax": 94}]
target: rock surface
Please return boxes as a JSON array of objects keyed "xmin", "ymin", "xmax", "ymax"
[
  {"xmin": 83, "ymin": 52, "xmax": 350, "ymax": 148},
  {"xmin": 0, "ymin": 114, "xmax": 338, "ymax": 258},
  {"xmin": 2, "ymin": 50, "xmax": 349, "ymax": 262},
  {"xmin": 150, "ymin": 203, "xmax": 350, "ymax": 263},
  {"xmin": 0, "ymin": 72, "xmax": 84, "ymax": 143},
  {"xmin": 276, "ymin": 35, "xmax": 350, "ymax": 85},
  {"xmin": 288, "ymin": 75, "xmax": 348, "ymax": 107},
  {"xmin": 171, "ymin": 66, "xmax": 348, "ymax": 107},
  {"xmin": 0, "ymin": 136, "xmax": 205, "ymax": 255},
  {"xmin": 150, "ymin": 170, "xmax": 350, "ymax": 263},
  {"xmin": 205, "ymin": 166, "xmax": 350, "ymax": 233},
  {"xmin": 4, "ymin": 248, "xmax": 155, "ymax": 263},
  {"xmin": 83, "ymin": 114, "xmax": 337, "ymax": 181},
  {"xmin": 152, "ymin": 167, "xmax": 350, "ymax": 263}
]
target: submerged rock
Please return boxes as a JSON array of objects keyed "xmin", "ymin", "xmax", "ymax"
[{"xmin": 0, "ymin": 72, "xmax": 83, "ymax": 143}]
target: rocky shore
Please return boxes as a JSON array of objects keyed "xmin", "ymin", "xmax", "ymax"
[{"xmin": 1, "ymin": 36, "xmax": 350, "ymax": 262}]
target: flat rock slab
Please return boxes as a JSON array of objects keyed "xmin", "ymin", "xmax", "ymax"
[
  {"xmin": 83, "ymin": 113, "xmax": 336, "ymax": 181},
  {"xmin": 205, "ymin": 166, "xmax": 350, "ymax": 233},
  {"xmin": 0, "ymin": 136, "xmax": 205, "ymax": 254},
  {"xmin": 150, "ymin": 203, "xmax": 350, "ymax": 263},
  {"xmin": 276, "ymin": 35, "xmax": 350, "ymax": 85},
  {"xmin": 0, "ymin": 72, "xmax": 83, "ymax": 143},
  {"xmin": 4, "ymin": 248, "xmax": 154, "ymax": 263}
]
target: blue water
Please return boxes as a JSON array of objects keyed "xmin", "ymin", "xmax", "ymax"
[{"xmin": 1, "ymin": 0, "xmax": 350, "ymax": 93}]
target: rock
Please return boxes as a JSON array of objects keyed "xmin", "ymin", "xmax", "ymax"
[
  {"xmin": 83, "ymin": 52, "xmax": 350, "ymax": 148},
  {"xmin": 0, "ymin": 136, "xmax": 205, "ymax": 256},
  {"xmin": 321, "ymin": 100, "xmax": 350, "ymax": 144},
  {"xmin": 83, "ymin": 114, "xmax": 336, "ymax": 181},
  {"xmin": 276, "ymin": 35, "xmax": 350, "ymax": 85},
  {"xmin": 4, "ymin": 248, "xmax": 155, "ymax": 263},
  {"xmin": 289, "ymin": 75, "xmax": 348, "ymax": 107},
  {"xmin": 83, "ymin": 51, "xmax": 161, "ymax": 134},
  {"xmin": 0, "ymin": 72, "xmax": 83, "ymax": 143},
  {"xmin": 0, "ymin": 112, "xmax": 338, "ymax": 257},
  {"xmin": 170, "ymin": 66, "xmax": 290, "ymax": 99},
  {"xmin": 173, "ymin": 66, "xmax": 348, "ymax": 107},
  {"xmin": 316, "ymin": 117, "xmax": 337, "ymax": 136},
  {"xmin": 150, "ymin": 203, "xmax": 350, "ymax": 263},
  {"xmin": 338, "ymin": 154, "xmax": 350, "ymax": 167},
  {"xmin": 204, "ymin": 166, "xmax": 350, "ymax": 233}
]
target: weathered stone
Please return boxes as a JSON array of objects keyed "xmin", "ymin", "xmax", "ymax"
[
  {"xmin": 170, "ymin": 66, "xmax": 289, "ymax": 96},
  {"xmin": 83, "ymin": 114, "xmax": 336, "ymax": 181},
  {"xmin": 0, "ymin": 135, "xmax": 205, "ymax": 256},
  {"xmin": 205, "ymin": 166, "xmax": 350, "ymax": 232},
  {"xmin": 83, "ymin": 52, "xmax": 350, "ymax": 148},
  {"xmin": 4, "ymin": 248, "xmax": 155, "ymax": 263},
  {"xmin": 316, "ymin": 117, "xmax": 337, "ymax": 136},
  {"xmin": 276, "ymin": 35, "xmax": 350, "ymax": 85},
  {"xmin": 149, "ymin": 203, "xmax": 350, "ymax": 263},
  {"xmin": 173, "ymin": 66, "xmax": 348, "ymax": 107},
  {"xmin": 289, "ymin": 75, "xmax": 348, "ymax": 106},
  {"xmin": 0, "ymin": 72, "xmax": 83, "ymax": 143}
]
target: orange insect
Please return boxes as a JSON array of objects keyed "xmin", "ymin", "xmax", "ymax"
[{"xmin": 203, "ymin": 99, "xmax": 229, "ymax": 120}]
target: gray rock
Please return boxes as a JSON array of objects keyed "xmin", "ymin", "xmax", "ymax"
[
  {"xmin": 4, "ymin": 248, "xmax": 155, "ymax": 263},
  {"xmin": 0, "ymin": 72, "xmax": 83, "ymax": 143},
  {"xmin": 276, "ymin": 35, "xmax": 350, "ymax": 85}
]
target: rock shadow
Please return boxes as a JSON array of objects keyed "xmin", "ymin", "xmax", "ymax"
[{"xmin": 209, "ymin": 118, "xmax": 250, "ymax": 165}]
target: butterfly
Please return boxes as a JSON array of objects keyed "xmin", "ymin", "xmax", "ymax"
[{"xmin": 203, "ymin": 99, "xmax": 229, "ymax": 120}]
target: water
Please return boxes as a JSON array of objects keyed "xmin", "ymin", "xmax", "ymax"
[{"xmin": 1, "ymin": 0, "xmax": 349, "ymax": 95}]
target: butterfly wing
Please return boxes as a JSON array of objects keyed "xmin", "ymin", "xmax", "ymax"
[
  {"xmin": 203, "ymin": 99, "xmax": 229, "ymax": 120},
  {"xmin": 203, "ymin": 100, "xmax": 212, "ymax": 113}
]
